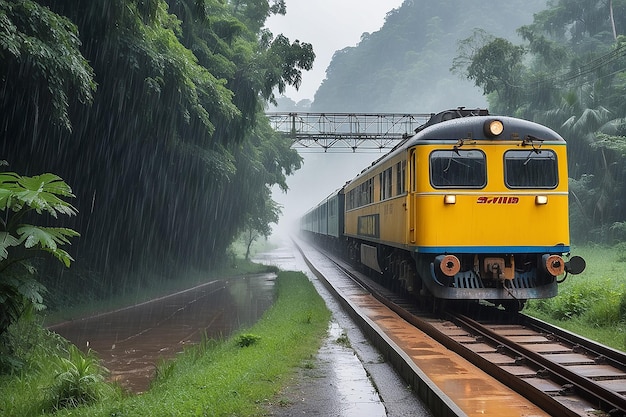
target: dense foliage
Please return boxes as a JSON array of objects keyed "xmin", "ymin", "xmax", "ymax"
[
  {"xmin": 0, "ymin": 169, "xmax": 78, "ymax": 335},
  {"xmin": 453, "ymin": 0, "xmax": 626, "ymax": 243},
  {"xmin": 310, "ymin": 0, "xmax": 546, "ymax": 113},
  {"xmin": 0, "ymin": 1, "xmax": 312, "ymax": 304}
]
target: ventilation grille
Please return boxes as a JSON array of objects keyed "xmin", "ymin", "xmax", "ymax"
[
  {"xmin": 453, "ymin": 270, "xmax": 483, "ymax": 289},
  {"xmin": 452, "ymin": 269, "xmax": 539, "ymax": 289}
]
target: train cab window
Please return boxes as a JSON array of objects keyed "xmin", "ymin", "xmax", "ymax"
[
  {"xmin": 430, "ymin": 150, "xmax": 486, "ymax": 188},
  {"xmin": 504, "ymin": 150, "xmax": 558, "ymax": 188}
]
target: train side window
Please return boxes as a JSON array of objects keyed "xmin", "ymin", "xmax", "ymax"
[
  {"xmin": 504, "ymin": 150, "xmax": 558, "ymax": 188},
  {"xmin": 347, "ymin": 189, "xmax": 357, "ymax": 210},
  {"xmin": 380, "ymin": 167, "xmax": 392, "ymax": 200},
  {"xmin": 396, "ymin": 161, "xmax": 406, "ymax": 195},
  {"xmin": 430, "ymin": 150, "xmax": 486, "ymax": 188},
  {"xmin": 385, "ymin": 168, "xmax": 392, "ymax": 199},
  {"xmin": 354, "ymin": 178, "xmax": 374, "ymax": 207}
]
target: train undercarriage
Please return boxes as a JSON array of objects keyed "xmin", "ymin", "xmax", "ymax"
[
  {"xmin": 347, "ymin": 238, "xmax": 567, "ymax": 312},
  {"xmin": 304, "ymin": 232, "xmax": 584, "ymax": 312}
]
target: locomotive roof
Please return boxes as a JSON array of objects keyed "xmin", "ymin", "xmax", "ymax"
[
  {"xmin": 345, "ymin": 109, "xmax": 565, "ymax": 186},
  {"xmin": 409, "ymin": 113, "xmax": 565, "ymax": 145}
]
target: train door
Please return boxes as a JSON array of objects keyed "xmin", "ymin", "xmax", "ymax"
[{"xmin": 408, "ymin": 148, "xmax": 416, "ymax": 244}]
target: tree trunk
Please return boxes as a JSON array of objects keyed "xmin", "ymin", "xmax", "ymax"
[{"xmin": 245, "ymin": 228, "xmax": 254, "ymax": 260}]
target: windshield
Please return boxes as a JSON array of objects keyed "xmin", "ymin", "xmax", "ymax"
[
  {"xmin": 504, "ymin": 149, "xmax": 558, "ymax": 188},
  {"xmin": 430, "ymin": 150, "xmax": 486, "ymax": 188}
]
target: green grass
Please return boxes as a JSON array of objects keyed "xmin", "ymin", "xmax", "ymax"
[
  {"xmin": 0, "ymin": 271, "xmax": 331, "ymax": 417},
  {"xmin": 524, "ymin": 245, "xmax": 626, "ymax": 351}
]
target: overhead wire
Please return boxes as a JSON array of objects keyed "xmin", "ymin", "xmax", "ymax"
[{"xmin": 520, "ymin": 43, "xmax": 626, "ymax": 90}]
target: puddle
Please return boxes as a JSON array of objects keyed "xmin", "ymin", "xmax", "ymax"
[
  {"xmin": 326, "ymin": 322, "xmax": 387, "ymax": 417},
  {"xmin": 51, "ymin": 274, "xmax": 276, "ymax": 393},
  {"xmin": 268, "ymin": 320, "xmax": 387, "ymax": 417}
]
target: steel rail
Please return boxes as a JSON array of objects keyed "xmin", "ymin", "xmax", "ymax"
[
  {"xmin": 522, "ymin": 313, "xmax": 626, "ymax": 372},
  {"xmin": 454, "ymin": 313, "xmax": 626, "ymax": 413}
]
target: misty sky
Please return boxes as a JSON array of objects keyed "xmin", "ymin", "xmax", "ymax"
[
  {"xmin": 265, "ymin": 0, "xmax": 404, "ymax": 102},
  {"xmin": 265, "ymin": 1, "xmax": 404, "ymax": 237}
]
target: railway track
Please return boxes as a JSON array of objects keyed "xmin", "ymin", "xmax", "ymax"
[
  {"xmin": 445, "ymin": 313, "xmax": 626, "ymax": 416},
  {"xmin": 413, "ymin": 312, "xmax": 622, "ymax": 415},
  {"xmin": 297, "ymin": 238, "xmax": 626, "ymax": 417}
]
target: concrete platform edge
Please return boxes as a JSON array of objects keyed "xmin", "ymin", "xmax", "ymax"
[{"xmin": 293, "ymin": 239, "xmax": 468, "ymax": 417}]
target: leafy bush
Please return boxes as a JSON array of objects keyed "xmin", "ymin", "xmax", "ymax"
[
  {"xmin": 530, "ymin": 276, "xmax": 625, "ymax": 327},
  {"xmin": 0, "ymin": 315, "xmax": 55, "ymax": 374},
  {"xmin": 535, "ymin": 281, "xmax": 595, "ymax": 319},
  {"xmin": 236, "ymin": 333, "xmax": 261, "ymax": 347},
  {"xmin": 586, "ymin": 299, "xmax": 622, "ymax": 327},
  {"xmin": 0, "ymin": 317, "xmax": 116, "ymax": 416},
  {"xmin": 45, "ymin": 345, "xmax": 112, "ymax": 411}
]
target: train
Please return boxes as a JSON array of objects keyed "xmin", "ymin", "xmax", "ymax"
[{"xmin": 300, "ymin": 108, "xmax": 585, "ymax": 311}]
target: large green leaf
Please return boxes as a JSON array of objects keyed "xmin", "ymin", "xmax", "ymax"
[
  {"xmin": 17, "ymin": 225, "xmax": 79, "ymax": 249},
  {"xmin": 0, "ymin": 172, "xmax": 21, "ymax": 210},
  {"xmin": 0, "ymin": 231, "xmax": 20, "ymax": 261},
  {"xmin": 14, "ymin": 174, "xmax": 77, "ymax": 217},
  {"xmin": 0, "ymin": 171, "xmax": 78, "ymax": 271},
  {"xmin": 16, "ymin": 225, "xmax": 80, "ymax": 267}
]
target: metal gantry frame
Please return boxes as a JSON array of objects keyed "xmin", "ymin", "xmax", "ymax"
[{"xmin": 266, "ymin": 112, "xmax": 433, "ymax": 152}]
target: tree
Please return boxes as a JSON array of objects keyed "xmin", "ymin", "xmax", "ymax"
[
  {"xmin": 242, "ymin": 196, "xmax": 281, "ymax": 260},
  {"xmin": 452, "ymin": 30, "xmax": 526, "ymax": 114},
  {"xmin": 230, "ymin": 113, "xmax": 301, "ymax": 260},
  {"xmin": 0, "ymin": 166, "xmax": 79, "ymax": 335},
  {"xmin": 0, "ymin": 0, "xmax": 96, "ymax": 132}
]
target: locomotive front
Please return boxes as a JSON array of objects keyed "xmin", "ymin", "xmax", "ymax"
[{"xmin": 409, "ymin": 112, "xmax": 585, "ymax": 309}]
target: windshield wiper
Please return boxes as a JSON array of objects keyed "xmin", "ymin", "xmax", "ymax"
[
  {"xmin": 522, "ymin": 135, "xmax": 544, "ymax": 165},
  {"xmin": 453, "ymin": 138, "xmax": 465, "ymax": 155},
  {"xmin": 522, "ymin": 135, "xmax": 544, "ymax": 151}
]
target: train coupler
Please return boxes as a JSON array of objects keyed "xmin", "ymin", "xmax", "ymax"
[{"xmin": 477, "ymin": 255, "xmax": 515, "ymax": 281}]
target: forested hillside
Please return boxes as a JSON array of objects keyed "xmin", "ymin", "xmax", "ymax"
[
  {"xmin": 311, "ymin": 0, "xmax": 546, "ymax": 113},
  {"xmin": 0, "ymin": 0, "xmax": 311, "ymax": 304}
]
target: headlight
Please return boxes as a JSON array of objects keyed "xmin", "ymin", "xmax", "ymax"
[
  {"xmin": 484, "ymin": 119, "xmax": 504, "ymax": 137},
  {"xmin": 443, "ymin": 195, "xmax": 456, "ymax": 204}
]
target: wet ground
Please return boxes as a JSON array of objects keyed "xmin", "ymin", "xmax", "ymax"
[
  {"xmin": 50, "ymin": 274, "xmax": 276, "ymax": 393},
  {"xmin": 254, "ymin": 240, "xmax": 431, "ymax": 417}
]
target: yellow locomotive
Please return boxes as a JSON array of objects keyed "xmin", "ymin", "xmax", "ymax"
[{"xmin": 301, "ymin": 108, "xmax": 585, "ymax": 310}]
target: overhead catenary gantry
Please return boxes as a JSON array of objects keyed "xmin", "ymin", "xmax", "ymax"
[{"xmin": 266, "ymin": 112, "xmax": 433, "ymax": 152}]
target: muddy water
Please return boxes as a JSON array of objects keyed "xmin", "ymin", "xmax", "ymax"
[{"xmin": 50, "ymin": 274, "xmax": 276, "ymax": 393}]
